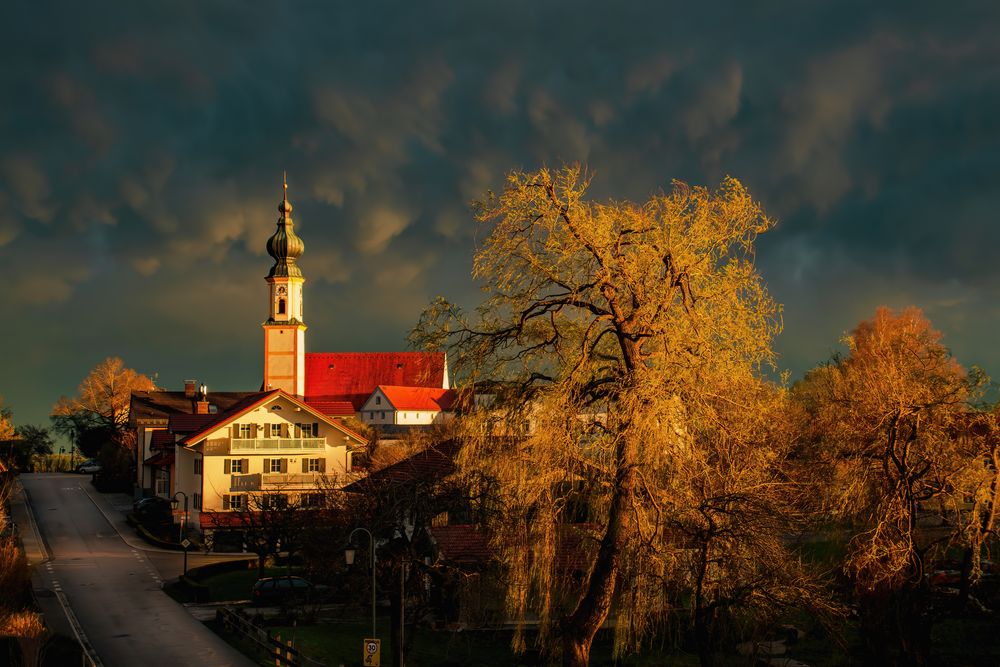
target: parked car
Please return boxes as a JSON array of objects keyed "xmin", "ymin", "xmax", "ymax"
[
  {"xmin": 250, "ymin": 576, "xmax": 322, "ymax": 605},
  {"xmin": 76, "ymin": 459, "xmax": 102, "ymax": 474},
  {"xmin": 133, "ymin": 496, "xmax": 172, "ymax": 522}
]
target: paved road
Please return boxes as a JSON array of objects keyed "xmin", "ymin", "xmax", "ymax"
[{"xmin": 21, "ymin": 473, "xmax": 254, "ymax": 667}]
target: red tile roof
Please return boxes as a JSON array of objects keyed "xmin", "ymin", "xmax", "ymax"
[
  {"xmin": 144, "ymin": 450, "xmax": 175, "ymax": 467},
  {"xmin": 150, "ymin": 430, "xmax": 175, "ymax": 450},
  {"xmin": 430, "ymin": 523, "xmax": 594, "ymax": 570},
  {"xmin": 304, "ymin": 352, "xmax": 447, "ymax": 411},
  {"xmin": 178, "ymin": 389, "xmax": 368, "ymax": 447},
  {"xmin": 376, "ymin": 386, "xmax": 455, "ymax": 411},
  {"xmin": 304, "ymin": 399, "xmax": 357, "ymax": 416},
  {"xmin": 167, "ymin": 414, "xmax": 219, "ymax": 434},
  {"xmin": 428, "ymin": 525, "xmax": 491, "ymax": 565},
  {"xmin": 341, "ymin": 439, "xmax": 461, "ymax": 492}
]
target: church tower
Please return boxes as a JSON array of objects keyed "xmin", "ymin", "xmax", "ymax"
[{"xmin": 262, "ymin": 177, "xmax": 306, "ymax": 396}]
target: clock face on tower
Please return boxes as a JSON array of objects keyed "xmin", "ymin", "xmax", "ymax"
[{"xmin": 276, "ymin": 286, "xmax": 287, "ymax": 295}]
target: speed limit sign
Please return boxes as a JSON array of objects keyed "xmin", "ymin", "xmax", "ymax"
[{"xmin": 363, "ymin": 638, "xmax": 381, "ymax": 666}]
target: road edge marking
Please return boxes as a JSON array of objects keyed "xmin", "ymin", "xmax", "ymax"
[{"xmin": 53, "ymin": 587, "xmax": 104, "ymax": 667}]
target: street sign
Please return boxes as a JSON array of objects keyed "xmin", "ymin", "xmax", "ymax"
[
  {"xmin": 180, "ymin": 539, "xmax": 191, "ymax": 549},
  {"xmin": 363, "ymin": 638, "xmax": 380, "ymax": 666}
]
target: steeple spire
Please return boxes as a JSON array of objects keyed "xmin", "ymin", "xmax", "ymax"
[{"xmin": 267, "ymin": 174, "xmax": 304, "ymax": 278}]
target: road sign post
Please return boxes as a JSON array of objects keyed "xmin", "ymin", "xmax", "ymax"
[{"xmin": 363, "ymin": 638, "xmax": 381, "ymax": 666}]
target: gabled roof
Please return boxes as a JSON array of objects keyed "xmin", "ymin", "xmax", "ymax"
[
  {"xmin": 130, "ymin": 391, "xmax": 259, "ymax": 423},
  {"xmin": 304, "ymin": 352, "xmax": 446, "ymax": 411},
  {"xmin": 374, "ymin": 386, "xmax": 455, "ymax": 411},
  {"xmin": 342, "ymin": 439, "xmax": 461, "ymax": 492},
  {"xmin": 179, "ymin": 389, "xmax": 367, "ymax": 446}
]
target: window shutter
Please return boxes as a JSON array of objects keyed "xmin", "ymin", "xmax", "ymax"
[
  {"xmin": 280, "ymin": 458, "xmax": 288, "ymax": 473},
  {"xmin": 318, "ymin": 458, "xmax": 326, "ymax": 473},
  {"xmin": 224, "ymin": 459, "xmax": 231, "ymax": 474},
  {"xmin": 232, "ymin": 424, "xmax": 239, "ymax": 438},
  {"xmin": 282, "ymin": 423, "xmax": 289, "ymax": 438},
  {"xmin": 222, "ymin": 494, "xmax": 230, "ymax": 510},
  {"xmin": 263, "ymin": 458, "xmax": 270, "ymax": 473},
  {"xmin": 312, "ymin": 422, "xmax": 319, "ymax": 437},
  {"xmin": 242, "ymin": 458, "xmax": 250, "ymax": 472},
  {"xmin": 301, "ymin": 458, "xmax": 309, "ymax": 473}
]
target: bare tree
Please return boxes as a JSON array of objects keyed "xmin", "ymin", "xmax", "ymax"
[{"xmin": 412, "ymin": 165, "xmax": 818, "ymax": 666}]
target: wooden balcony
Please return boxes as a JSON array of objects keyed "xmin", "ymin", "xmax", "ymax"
[{"xmin": 204, "ymin": 437, "xmax": 328, "ymax": 454}]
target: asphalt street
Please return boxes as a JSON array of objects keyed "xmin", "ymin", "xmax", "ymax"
[{"xmin": 20, "ymin": 473, "xmax": 254, "ymax": 667}]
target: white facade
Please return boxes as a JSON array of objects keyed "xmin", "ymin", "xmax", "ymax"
[
  {"xmin": 175, "ymin": 392, "xmax": 366, "ymax": 531},
  {"xmin": 359, "ymin": 387, "xmax": 453, "ymax": 426}
]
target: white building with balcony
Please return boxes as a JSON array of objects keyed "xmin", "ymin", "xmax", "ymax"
[{"xmin": 136, "ymin": 388, "xmax": 367, "ymax": 544}]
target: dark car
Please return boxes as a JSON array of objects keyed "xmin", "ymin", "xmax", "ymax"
[
  {"xmin": 250, "ymin": 576, "xmax": 317, "ymax": 605},
  {"xmin": 133, "ymin": 496, "xmax": 172, "ymax": 521}
]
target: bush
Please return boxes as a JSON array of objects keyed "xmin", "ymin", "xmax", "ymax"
[{"xmin": 30, "ymin": 455, "xmax": 74, "ymax": 473}]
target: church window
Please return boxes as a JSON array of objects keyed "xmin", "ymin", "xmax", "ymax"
[{"xmin": 278, "ymin": 298, "xmax": 286, "ymax": 315}]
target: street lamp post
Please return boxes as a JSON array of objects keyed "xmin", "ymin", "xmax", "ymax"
[
  {"xmin": 345, "ymin": 527, "xmax": 376, "ymax": 639},
  {"xmin": 170, "ymin": 491, "xmax": 189, "ymax": 577}
]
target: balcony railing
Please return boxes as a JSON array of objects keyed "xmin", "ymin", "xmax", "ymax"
[
  {"xmin": 230, "ymin": 473, "xmax": 261, "ymax": 492},
  {"xmin": 229, "ymin": 437, "xmax": 327, "ymax": 453}
]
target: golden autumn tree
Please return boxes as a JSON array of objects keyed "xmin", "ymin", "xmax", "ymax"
[
  {"xmin": 413, "ymin": 166, "xmax": 825, "ymax": 666},
  {"xmin": 51, "ymin": 357, "xmax": 156, "ymax": 455},
  {"xmin": 806, "ymin": 307, "xmax": 987, "ymax": 664}
]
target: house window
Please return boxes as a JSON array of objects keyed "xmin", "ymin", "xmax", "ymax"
[
  {"xmin": 192, "ymin": 493, "xmax": 202, "ymax": 510},
  {"xmin": 307, "ymin": 458, "xmax": 321, "ymax": 473},
  {"xmin": 269, "ymin": 423, "xmax": 281, "ymax": 438},
  {"xmin": 380, "ymin": 411, "xmax": 385, "ymax": 420},
  {"xmin": 376, "ymin": 396, "xmax": 381, "ymax": 405},
  {"xmin": 298, "ymin": 423, "xmax": 316, "ymax": 437},
  {"xmin": 269, "ymin": 458, "xmax": 283, "ymax": 473},
  {"xmin": 193, "ymin": 458, "xmax": 203, "ymax": 475},
  {"xmin": 229, "ymin": 459, "xmax": 244, "ymax": 474},
  {"xmin": 225, "ymin": 494, "xmax": 245, "ymax": 510},
  {"xmin": 263, "ymin": 493, "xmax": 288, "ymax": 510},
  {"xmin": 301, "ymin": 493, "xmax": 322, "ymax": 508},
  {"xmin": 237, "ymin": 424, "xmax": 253, "ymax": 438}
]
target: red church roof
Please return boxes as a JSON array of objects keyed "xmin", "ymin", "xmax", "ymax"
[
  {"xmin": 304, "ymin": 352, "xmax": 446, "ymax": 411},
  {"xmin": 377, "ymin": 386, "xmax": 455, "ymax": 411}
]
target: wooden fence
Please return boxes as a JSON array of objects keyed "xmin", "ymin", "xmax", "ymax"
[{"xmin": 218, "ymin": 607, "xmax": 326, "ymax": 667}]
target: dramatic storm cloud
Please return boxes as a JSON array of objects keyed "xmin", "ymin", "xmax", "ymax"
[{"xmin": 2, "ymin": 1, "xmax": 999, "ymax": 425}]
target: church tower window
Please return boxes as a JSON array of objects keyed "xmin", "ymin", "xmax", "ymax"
[{"xmin": 278, "ymin": 298, "xmax": 286, "ymax": 315}]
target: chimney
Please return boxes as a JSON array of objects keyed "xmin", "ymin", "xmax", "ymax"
[
  {"xmin": 194, "ymin": 383, "xmax": 209, "ymax": 414},
  {"xmin": 184, "ymin": 380, "xmax": 197, "ymax": 398}
]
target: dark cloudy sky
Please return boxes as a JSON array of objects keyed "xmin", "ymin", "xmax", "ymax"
[{"xmin": 2, "ymin": 1, "xmax": 999, "ymax": 427}]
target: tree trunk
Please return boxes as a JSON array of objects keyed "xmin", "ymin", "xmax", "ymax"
[
  {"xmin": 561, "ymin": 437, "xmax": 637, "ymax": 666},
  {"xmin": 694, "ymin": 608, "xmax": 716, "ymax": 667}
]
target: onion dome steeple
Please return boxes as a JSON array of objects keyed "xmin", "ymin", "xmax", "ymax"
[{"xmin": 266, "ymin": 174, "xmax": 305, "ymax": 279}]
